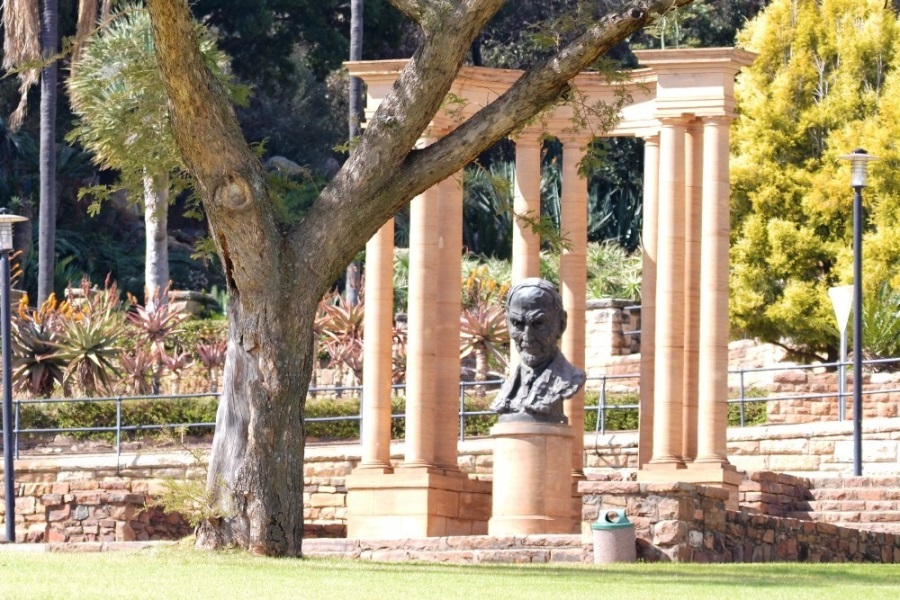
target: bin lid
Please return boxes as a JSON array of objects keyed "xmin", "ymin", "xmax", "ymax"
[{"xmin": 591, "ymin": 509, "xmax": 633, "ymax": 530}]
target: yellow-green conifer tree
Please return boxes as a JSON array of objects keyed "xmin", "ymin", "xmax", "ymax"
[{"xmin": 731, "ymin": 0, "xmax": 900, "ymax": 360}]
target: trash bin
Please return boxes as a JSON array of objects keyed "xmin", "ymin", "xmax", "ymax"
[{"xmin": 591, "ymin": 508, "xmax": 636, "ymax": 563}]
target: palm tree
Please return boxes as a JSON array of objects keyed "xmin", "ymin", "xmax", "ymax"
[
  {"xmin": 38, "ymin": 0, "xmax": 59, "ymax": 305},
  {"xmin": 2, "ymin": 0, "xmax": 53, "ymax": 303},
  {"xmin": 67, "ymin": 5, "xmax": 243, "ymax": 303},
  {"xmin": 344, "ymin": 0, "xmax": 364, "ymax": 307}
]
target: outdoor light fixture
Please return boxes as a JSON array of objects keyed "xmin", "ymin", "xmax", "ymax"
[
  {"xmin": 836, "ymin": 149, "xmax": 880, "ymax": 477},
  {"xmin": 0, "ymin": 209, "xmax": 26, "ymax": 543}
]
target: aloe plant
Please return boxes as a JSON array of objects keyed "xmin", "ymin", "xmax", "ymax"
[
  {"xmin": 127, "ymin": 288, "xmax": 189, "ymax": 353},
  {"xmin": 459, "ymin": 302, "xmax": 509, "ymax": 395},
  {"xmin": 11, "ymin": 294, "xmax": 69, "ymax": 396},
  {"xmin": 119, "ymin": 347, "xmax": 158, "ymax": 396},
  {"xmin": 54, "ymin": 310, "xmax": 124, "ymax": 396},
  {"xmin": 195, "ymin": 340, "xmax": 227, "ymax": 392},
  {"xmin": 320, "ymin": 292, "xmax": 365, "ymax": 386}
]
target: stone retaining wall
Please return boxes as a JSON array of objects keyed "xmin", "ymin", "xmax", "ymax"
[
  {"xmin": 762, "ymin": 370, "xmax": 900, "ymax": 424},
  {"xmin": 5, "ymin": 418, "xmax": 900, "ymax": 542},
  {"xmin": 579, "ymin": 479, "xmax": 900, "ymax": 563},
  {"xmin": 2, "ymin": 479, "xmax": 191, "ymax": 544}
]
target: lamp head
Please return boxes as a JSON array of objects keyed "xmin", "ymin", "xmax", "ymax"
[
  {"xmin": 837, "ymin": 148, "xmax": 881, "ymax": 188},
  {"xmin": 0, "ymin": 209, "xmax": 27, "ymax": 253}
]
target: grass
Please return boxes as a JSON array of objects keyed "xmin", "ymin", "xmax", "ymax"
[{"xmin": 1, "ymin": 546, "xmax": 899, "ymax": 599}]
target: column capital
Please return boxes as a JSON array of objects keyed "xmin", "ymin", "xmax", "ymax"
[
  {"xmin": 657, "ymin": 115, "xmax": 693, "ymax": 127},
  {"xmin": 701, "ymin": 115, "xmax": 734, "ymax": 127},
  {"xmin": 512, "ymin": 128, "xmax": 544, "ymax": 148},
  {"xmin": 641, "ymin": 134, "xmax": 660, "ymax": 146}
]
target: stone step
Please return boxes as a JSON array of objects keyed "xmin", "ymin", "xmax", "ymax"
[
  {"xmin": 794, "ymin": 500, "xmax": 900, "ymax": 512},
  {"xmin": 804, "ymin": 488, "xmax": 900, "ymax": 501},
  {"xmin": 303, "ymin": 534, "xmax": 589, "ymax": 564},
  {"xmin": 785, "ymin": 510, "xmax": 900, "ymax": 527},
  {"xmin": 806, "ymin": 477, "xmax": 900, "ymax": 490}
]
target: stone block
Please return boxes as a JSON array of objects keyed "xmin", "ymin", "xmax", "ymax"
[
  {"xmin": 767, "ymin": 455, "xmax": 820, "ymax": 472},
  {"xmin": 759, "ymin": 439, "xmax": 809, "ymax": 455},
  {"xmin": 652, "ymin": 520, "xmax": 687, "ymax": 545}
]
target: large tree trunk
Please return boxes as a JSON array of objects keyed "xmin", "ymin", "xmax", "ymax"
[
  {"xmin": 37, "ymin": 0, "xmax": 58, "ymax": 304},
  {"xmin": 143, "ymin": 173, "xmax": 169, "ymax": 303},
  {"xmin": 147, "ymin": 0, "xmax": 695, "ymax": 556},
  {"xmin": 197, "ymin": 292, "xmax": 316, "ymax": 555}
]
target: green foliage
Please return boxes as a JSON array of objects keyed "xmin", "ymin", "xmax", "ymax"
[
  {"xmin": 860, "ymin": 282, "xmax": 900, "ymax": 363},
  {"xmin": 392, "ymin": 249, "xmax": 410, "ymax": 313},
  {"xmin": 67, "ymin": 4, "xmax": 246, "ymax": 211},
  {"xmin": 727, "ymin": 386, "xmax": 770, "ymax": 426},
  {"xmin": 50, "ymin": 396, "xmax": 219, "ymax": 441},
  {"xmin": 462, "ymin": 162, "xmax": 515, "ymax": 259},
  {"xmin": 584, "ymin": 391, "xmax": 640, "ymax": 432},
  {"xmin": 586, "ymin": 241, "xmax": 642, "ymax": 301},
  {"xmin": 731, "ymin": 0, "xmax": 900, "ymax": 361}
]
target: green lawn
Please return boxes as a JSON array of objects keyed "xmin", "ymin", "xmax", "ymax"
[{"xmin": 1, "ymin": 545, "xmax": 898, "ymax": 599}]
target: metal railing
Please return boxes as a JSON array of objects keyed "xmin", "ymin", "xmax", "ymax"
[
  {"xmin": 4, "ymin": 357, "xmax": 899, "ymax": 461},
  {"xmin": 727, "ymin": 356, "xmax": 900, "ymax": 427}
]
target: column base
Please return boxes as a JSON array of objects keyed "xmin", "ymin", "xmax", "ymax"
[
  {"xmin": 684, "ymin": 462, "xmax": 744, "ymax": 510},
  {"xmin": 345, "ymin": 467, "xmax": 491, "ymax": 539},
  {"xmin": 489, "ymin": 420, "xmax": 577, "ymax": 535}
]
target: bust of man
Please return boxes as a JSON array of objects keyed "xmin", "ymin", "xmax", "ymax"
[{"xmin": 490, "ymin": 278, "xmax": 586, "ymax": 424}]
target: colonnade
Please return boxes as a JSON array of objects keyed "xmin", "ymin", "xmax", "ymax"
[
  {"xmin": 637, "ymin": 115, "xmax": 742, "ymax": 499},
  {"xmin": 346, "ymin": 48, "xmax": 754, "ymax": 538}
]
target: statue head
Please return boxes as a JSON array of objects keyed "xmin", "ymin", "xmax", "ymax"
[{"xmin": 505, "ymin": 278, "xmax": 567, "ymax": 370}]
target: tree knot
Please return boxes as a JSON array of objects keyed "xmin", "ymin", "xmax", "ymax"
[{"xmin": 216, "ymin": 178, "xmax": 253, "ymax": 211}]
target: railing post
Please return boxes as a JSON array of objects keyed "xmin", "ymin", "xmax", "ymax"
[
  {"xmin": 739, "ymin": 370, "xmax": 746, "ymax": 427},
  {"xmin": 600, "ymin": 376, "xmax": 608, "ymax": 436},
  {"xmin": 116, "ymin": 397, "xmax": 122, "ymax": 473},
  {"xmin": 14, "ymin": 399, "xmax": 19, "ymax": 460},
  {"xmin": 458, "ymin": 382, "xmax": 466, "ymax": 443}
]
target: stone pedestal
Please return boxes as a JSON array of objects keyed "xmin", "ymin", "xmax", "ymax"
[
  {"xmin": 489, "ymin": 420, "xmax": 575, "ymax": 535},
  {"xmin": 345, "ymin": 468, "xmax": 491, "ymax": 539},
  {"xmin": 637, "ymin": 463, "xmax": 744, "ymax": 511}
]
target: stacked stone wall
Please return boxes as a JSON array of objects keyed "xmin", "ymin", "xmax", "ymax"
[
  {"xmin": 6, "ymin": 418, "xmax": 900, "ymax": 542},
  {"xmin": 579, "ymin": 480, "xmax": 900, "ymax": 563},
  {"xmin": 1, "ymin": 479, "xmax": 191, "ymax": 544},
  {"xmin": 760, "ymin": 370, "xmax": 900, "ymax": 424}
]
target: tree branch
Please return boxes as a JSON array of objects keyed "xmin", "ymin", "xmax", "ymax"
[
  {"xmin": 146, "ymin": 0, "xmax": 281, "ymax": 299},
  {"xmin": 385, "ymin": 0, "xmax": 426, "ymax": 23},
  {"xmin": 291, "ymin": 0, "xmax": 505, "ymax": 283},
  {"xmin": 296, "ymin": 0, "xmax": 695, "ymax": 284}
]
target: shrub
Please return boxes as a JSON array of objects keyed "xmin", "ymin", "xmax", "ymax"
[
  {"xmin": 727, "ymin": 387, "xmax": 769, "ymax": 427},
  {"xmin": 584, "ymin": 391, "xmax": 639, "ymax": 432}
]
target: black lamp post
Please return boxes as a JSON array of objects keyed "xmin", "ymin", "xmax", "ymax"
[
  {"xmin": 837, "ymin": 149, "xmax": 879, "ymax": 477},
  {"xmin": 0, "ymin": 209, "xmax": 26, "ymax": 543}
]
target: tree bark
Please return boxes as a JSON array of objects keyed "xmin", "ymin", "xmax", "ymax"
[
  {"xmin": 146, "ymin": 0, "xmax": 695, "ymax": 556},
  {"xmin": 37, "ymin": 0, "xmax": 58, "ymax": 305},
  {"xmin": 143, "ymin": 173, "xmax": 169, "ymax": 304}
]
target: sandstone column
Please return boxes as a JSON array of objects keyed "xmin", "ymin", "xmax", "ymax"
[
  {"xmin": 512, "ymin": 135, "xmax": 543, "ymax": 283},
  {"xmin": 359, "ymin": 220, "xmax": 395, "ymax": 471},
  {"xmin": 559, "ymin": 136, "xmax": 589, "ymax": 476},
  {"xmin": 682, "ymin": 119, "xmax": 703, "ymax": 463},
  {"xmin": 695, "ymin": 116, "xmax": 734, "ymax": 466},
  {"xmin": 646, "ymin": 117, "xmax": 687, "ymax": 470},
  {"xmin": 638, "ymin": 135, "xmax": 660, "ymax": 467},
  {"xmin": 434, "ymin": 172, "xmax": 464, "ymax": 470},
  {"xmin": 404, "ymin": 178, "xmax": 440, "ymax": 467}
]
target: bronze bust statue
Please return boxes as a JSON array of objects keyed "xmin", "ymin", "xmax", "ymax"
[{"xmin": 490, "ymin": 278, "xmax": 586, "ymax": 424}]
